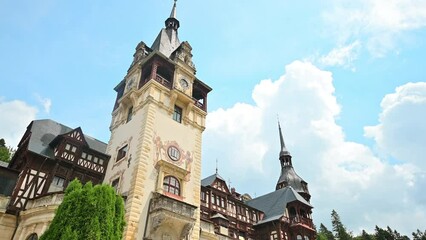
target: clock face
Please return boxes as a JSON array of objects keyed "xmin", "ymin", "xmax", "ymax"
[{"xmin": 179, "ymin": 78, "xmax": 189, "ymax": 90}]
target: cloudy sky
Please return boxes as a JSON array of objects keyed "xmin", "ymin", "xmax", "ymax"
[{"xmin": 1, "ymin": 0, "xmax": 425, "ymax": 236}]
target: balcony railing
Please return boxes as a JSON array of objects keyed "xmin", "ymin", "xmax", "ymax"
[
  {"xmin": 193, "ymin": 98, "xmax": 206, "ymax": 111},
  {"xmin": 149, "ymin": 193, "xmax": 196, "ymax": 219},
  {"xmin": 289, "ymin": 216, "xmax": 314, "ymax": 229},
  {"xmin": 141, "ymin": 74, "xmax": 172, "ymax": 90},
  {"xmin": 26, "ymin": 193, "xmax": 64, "ymax": 209}
]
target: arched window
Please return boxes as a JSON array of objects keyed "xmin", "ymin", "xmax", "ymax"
[
  {"xmin": 26, "ymin": 233, "xmax": 38, "ymax": 240},
  {"xmin": 297, "ymin": 235, "xmax": 303, "ymax": 240},
  {"xmin": 304, "ymin": 236, "xmax": 310, "ymax": 240},
  {"xmin": 163, "ymin": 176, "xmax": 180, "ymax": 195}
]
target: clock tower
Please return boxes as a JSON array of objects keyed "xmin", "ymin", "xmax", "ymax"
[{"xmin": 103, "ymin": 1, "xmax": 211, "ymax": 239}]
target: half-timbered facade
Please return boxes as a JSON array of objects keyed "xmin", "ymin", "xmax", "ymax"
[
  {"xmin": 7, "ymin": 119, "xmax": 110, "ymax": 213},
  {"xmin": 200, "ymin": 173, "xmax": 264, "ymax": 239},
  {"xmin": 199, "ymin": 124, "xmax": 316, "ymax": 240},
  {"xmin": 0, "ymin": 119, "xmax": 110, "ymax": 239}
]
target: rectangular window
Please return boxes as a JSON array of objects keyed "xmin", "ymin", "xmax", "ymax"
[
  {"xmin": 173, "ymin": 105, "xmax": 182, "ymax": 123},
  {"xmin": 127, "ymin": 106, "xmax": 133, "ymax": 123},
  {"xmin": 117, "ymin": 144, "xmax": 128, "ymax": 161},
  {"xmin": 111, "ymin": 178, "xmax": 120, "ymax": 192},
  {"xmin": 52, "ymin": 176, "xmax": 65, "ymax": 187}
]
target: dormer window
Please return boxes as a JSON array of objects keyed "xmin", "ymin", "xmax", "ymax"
[
  {"xmin": 126, "ymin": 106, "xmax": 133, "ymax": 123},
  {"xmin": 65, "ymin": 143, "xmax": 77, "ymax": 153}
]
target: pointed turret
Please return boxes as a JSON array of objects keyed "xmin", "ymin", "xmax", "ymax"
[
  {"xmin": 151, "ymin": 0, "xmax": 181, "ymax": 57},
  {"xmin": 275, "ymin": 122, "xmax": 311, "ymax": 201},
  {"xmin": 278, "ymin": 121, "xmax": 291, "ymax": 158}
]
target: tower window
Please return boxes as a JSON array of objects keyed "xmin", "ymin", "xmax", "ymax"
[
  {"xmin": 173, "ymin": 105, "xmax": 182, "ymax": 123},
  {"xmin": 117, "ymin": 144, "xmax": 128, "ymax": 161},
  {"xmin": 163, "ymin": 176, "xmax": 180, "ymax": 195},
  {"xmin": 126, "ymin": 106, "xmax": 133, "ymax": 123},
  {"xmin": 111, "ymin": 178, "xmax": 120, "ymax": 193}
]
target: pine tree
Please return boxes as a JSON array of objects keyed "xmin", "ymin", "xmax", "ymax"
[
  {"xmin": 413, "ymin": 229, "xmax": 426, "ymax": 240},
  {"xmin": 40, "ymin": 179, "xmax": 125, "ymax": 240},
  {"xmin": 318, "ymin": 223, "xmax": 335, "ymax": 240},
  {"xmin": 374, "ymin": 226, "xmax": 409, "ymax": 240},
  {"xmin": 331, "ymin": 210, "xmax": 352, "ymax": 240}
]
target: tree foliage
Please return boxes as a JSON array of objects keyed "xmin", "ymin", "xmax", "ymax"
[
  {"xmin": 413, "ymin": 229, "xmax": 426, "ymax": 240},
  {"xmin": 40, "ymin": 179, "xmax": 125, "ymax": 240},
  {"xmin": 0, "ymin": 138, "xmax": 13, "ymax": 163},
  {"xmin": 317, "ymin": 223, "xmax": 335, "ymax": 240},
  {"xmin": 374, "ymin": 226, "xmax": 409, "ymax": 240},
  {"xmin": 331, "ymin": 209, "xmax": 352, "ymax": 240},
  {"xmin": 318, "ymin": 210, "xmax": 424, "ymax": 240}
]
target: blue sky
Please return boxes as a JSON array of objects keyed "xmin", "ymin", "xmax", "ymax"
[{"xmin": 1, "ymin": 0, "xmax": 426, "ymax": 236}]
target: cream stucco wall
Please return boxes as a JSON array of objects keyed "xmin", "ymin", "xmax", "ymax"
[{"xmin": 104, "ymin": 67, "xmax": 207, "ymax": 240}]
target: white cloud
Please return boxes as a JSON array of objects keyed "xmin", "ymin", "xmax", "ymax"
[
  {"xmin": 0, "ymin": 98, "xmax": 38, "ymax": 148},
  {"xmin": 35, "ymin": 94, "xmax": 52, "ymax": 114},
  {"xmin": 318, "ymin": 41, "xmax": 360, "ymax": 69},
  {"xmin": 323, "ymin": 0, "xmax": 426, "ymax": 57},
  {"xmin": 365, "ymin": 82, "xmax": 426, "ymax": 168},
  {"xmin": 203, "ymin": 61, "xmax": 426, "ymax": 235}
]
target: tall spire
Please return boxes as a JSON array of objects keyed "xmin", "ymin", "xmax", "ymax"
[
  {"xmin": 278, "ymin": 120, "xmax": 290, "ymax": 158},
  {"xmin": 151, "ymin": 0, "xmax": 181, "ymax": 57},
  {"xmin": 170, "ymin": 0, "xmax": 177, "ymax": 19}
]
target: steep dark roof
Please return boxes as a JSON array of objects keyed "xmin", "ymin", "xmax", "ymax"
[
  {"xmin": 201, "ymin": 173, "xmax": 225, "ymax": 187},
  {"xmin": 246, "ymin": 186, "xmax": 312, "ymax": 224},
  {"xmin": 150, "ymin": 0, "xmax": 180, "ymax": 58},
  {"xmin": 27, "ymin": 119, "xmax": 108, "ymax": 159},
  {"xmin": 277, "ymin": 166, "xmax": 307, "ymax": 193}
]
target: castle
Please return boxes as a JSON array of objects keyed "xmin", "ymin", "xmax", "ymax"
[{"xmin": 0, "ymin": 2, "xmax": 315, "ymax": 240}]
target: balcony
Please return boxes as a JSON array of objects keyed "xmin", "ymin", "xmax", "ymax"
[
  {"xmin": 150, "ymin": 193, "xmax": 196, "ymax": 219},
  {"xmin": 146, "ymin": 193, "xmax": 197, "ymax": 239},
  {"xmin": 26, "ymin": 193, "xmax": 64, "ymax": 210},
  {"xmin": 289, "ymin": 216, "xmax": 315, "ymax": 229},
  {"xmin": 142, "ymin": 74, "xmax": 172, "ymax": 90},
  {"xmin": 193, "ymin": 98, "xmax": 206, "ymax": 111}
]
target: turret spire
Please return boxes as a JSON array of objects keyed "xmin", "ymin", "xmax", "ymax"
[
  {"xmin": 278, "ymin": 120, "xmax": 290, "ymax": 158},
  {"xmin": 170, "ymin": 0, "xmax": 177, "ymax": 19},
  {"xmin": 151, "ymin": 0, "xmax": 181, "ymax": 57}
]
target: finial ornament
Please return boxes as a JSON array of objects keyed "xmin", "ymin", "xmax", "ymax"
[{"xmin": 215, "ymin": 158, "xmax": 218, "ymax": 174}]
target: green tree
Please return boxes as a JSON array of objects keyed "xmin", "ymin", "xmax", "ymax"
[
  {"xmin": 0, "ymin": 138, "xmax": 12, "ymax": 162},
  {"xmin": 331, "ymin": 210, "xmax": 352, "ymax": 240},
  {"xmin": 40, "ymin": 179, "xmax": 125, "ymax": 240},
  {"xmin": 413, "ymin": 229, "xmax": 426, "ymax": 240},
  {"xmin": 353, "ymin": 230, "xmax": 375, "ymax": 240},
  {"xmin": 374, "ymin": 226, "xmax": 409, "ymax": 240},
  {"xmin": 317, "ymin": 223, "xmax": 335, "ymax": 240}
]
